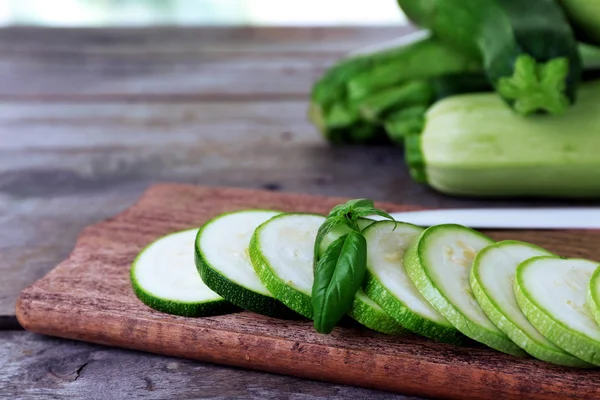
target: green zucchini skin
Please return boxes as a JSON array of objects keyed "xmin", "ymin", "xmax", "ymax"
[
  {"xmin": 364, "ymin": 272, "xmax": 466, "ymax": 344},
  {"xmin": 588, "ymin": 267, "xmax": 600, "ymax": 327},
  {"xmin": 130, "ymin": 229, "xmax": 240, "ymax": 318},
  {"xmin": 195, "ymin": 247, "xmax": 299, "ymax": 319},
  {"xmin": 131, "ymin": 272, "xmax": 239, "ymax": 318},
  {"xmin": 347, "ymin": 291, "xmax": 407, "ymax": 335},
  {"xmin": 404, "ymin": 225, "xmax": 526, "ymax": 356},
  {"xmin": 194, "ymin": 211, "xmax": 301, "ymax": 320},
  {"xmin": 515, "ymin": 256, "xmax": 600, "ymax": 366},
  {"xmin": 397, "ymin": 0, "xmax": 582, "ymax": 115},
  {"xmin": 248, "ymin": 213, "xmax": 322, "ymax": 320}
]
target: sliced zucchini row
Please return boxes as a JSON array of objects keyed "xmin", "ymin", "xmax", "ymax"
[
  {"xmin": 362, "ymin": 221, "xmax": 465, "ymax": 344},
  {"xmin": 131, "ymin": 228, "xmax": 238, "ymax": 317},
  {"xmin": 404, "ymin": 224, "xmax": 525, "ymax": 356},
  {"xmin": 515, "ymin": 256, "xmax": 600, "ymax": 366},
  {"xmin": 195, "ymin": 210, "xmax": 298, "ymax": 319},
  {"xmin": 250, "ymin": 212, "xmax": 404, "ymax": 334},
  {"xmin": 471, "ymin": 241, "xmax": 591, "ymax": 367}
]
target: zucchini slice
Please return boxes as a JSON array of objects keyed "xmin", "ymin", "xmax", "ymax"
[
  {"xmin": 195, "ymin": 210, "xmax": 297, "ymax": 319},
  {"xmin": 348, "ymin": 290, "xmax": 406, "ymax": 335},
  {"xmin": 515, "ymin": 256, "xmax": 600, "ymax": 366},
  {"xmin": 587, "ymin": 266, "xmax": 600, "ymax": 327},
  {"xmin": 362, "ymin": 221, "xmax": 464, "ymax": 344},
  {"xmin": 250, "ymin": 213, "xmax": 404, "ymax": 334},
  {"xmin": 249, "ymin": 213, "xmax": 324, "ymax": 319},
  {"xmin": 131, "ymin": 229, "xmax": 238, "ymax": 317},
  {"xmin": 471, "ymin": 241, "xmax": 591, "ymax": 367},
  {"xmin": 404, "ymin": 224, "xmax": 525, "ymax": 356}
]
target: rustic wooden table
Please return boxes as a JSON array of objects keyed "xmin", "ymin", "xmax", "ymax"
[{"xmin": 0, "ymin": 26, "xmax": 585, "ymax": 399}]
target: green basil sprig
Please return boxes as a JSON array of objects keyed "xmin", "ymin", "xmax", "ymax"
[
  {"xmin": 313, "ymin": 199, "xmax": 395, "ymax": 265},
  {"xmin": 311, "ymin": 198, "xmax": 396, "ymax": 334},
  {"xmin": 312, "ymin": 231, "xmax": 367, "ymax": 333}
]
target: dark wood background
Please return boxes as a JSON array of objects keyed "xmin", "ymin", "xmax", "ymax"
[{"xmin": 2, "ymin": 26, "xmax": 597, "ymax": 399}]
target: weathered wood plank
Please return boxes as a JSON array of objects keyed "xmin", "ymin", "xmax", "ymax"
[
  {"xmin": 0, "ymin": 56, "xmax": 332, "ymax": 98},
  {"xmin": 0, "ymin": 26, "xmax": 414, "ymax": 98},
  {"xmin": 0, "ymin": 331, "xmax": 417, "ymax": 399},
  {"xmin": 0, "ymin": 26, "xmax": 409, "ymax": 53}
]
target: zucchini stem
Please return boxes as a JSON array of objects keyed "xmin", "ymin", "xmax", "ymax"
[{"xmin": 496, "ymin": 55, "xmax": 571, "ymax": 116}]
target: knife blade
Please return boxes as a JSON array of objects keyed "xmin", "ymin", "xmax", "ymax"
[{"xmin": 368, "ymin": 208, "xmax": 600, "ymax": 229}]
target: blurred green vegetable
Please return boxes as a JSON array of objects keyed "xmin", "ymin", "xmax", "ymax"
[
  {"xmin": 308, "ymin": 31, "xmax": 481, "ymax": 145},
  {"xmin": 396, "ymin": 0, "xmax": 582, "ymax": 116},
  {"xmin": 310, "ymin": 31, "xmax": 600, "ymax": 147},
  {"xmin": 558, "ymin": 0, "xmax": 600, "ymax": 46}
]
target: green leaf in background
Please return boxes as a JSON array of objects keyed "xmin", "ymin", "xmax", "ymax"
[{"xmin": 312, "ymin": 231, "xmax": 368, "ymax": 334}]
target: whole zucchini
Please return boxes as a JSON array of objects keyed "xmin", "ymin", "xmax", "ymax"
[
  {"xmin": 408, "ymin": 79, "xmax": 600, "ymax": 198},
  {"xmin": 396, "ymin": 0, "xmax": 582, "ymax": 116}
]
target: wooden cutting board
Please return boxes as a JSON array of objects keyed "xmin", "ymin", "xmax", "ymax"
[{"xmin": 16, "ymin": 184, "xmax": 600, "ymax": 400}]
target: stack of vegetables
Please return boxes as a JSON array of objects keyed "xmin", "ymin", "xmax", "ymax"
[
  {"xmin": 309, "ymin": 0, "xmax": 600, "ymax": 198},
  {"xmin": 132, "ymin": 199, "xmax": 600, "ymax": 367}
]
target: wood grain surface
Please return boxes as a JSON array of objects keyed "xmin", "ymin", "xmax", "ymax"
[
  {"xmin": 2, "ymin": 331, "xmax": 419, "ymax": 400},
  {"xmin": 16, "ymin": 184, "xmax": 600, "ymax": 400},
  {"xmin": 0, "ymin": 26, "xmax": 410, "ymax": 100}
]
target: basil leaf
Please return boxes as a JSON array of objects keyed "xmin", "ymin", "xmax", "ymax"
[
  {"xmin": 313, "ymin": 215, "xmax": 345, "ymax": 266},
  {"xmin": 343, "ymin": 198, "xmax": 374, "ymax": 210},
  {"xmin": 312, "ymin": 231, "xmax": 367, "ymax": 334},
  {"xmin": 328, "ymin": 203, "xmax": 349, "ymax": 217},
  {"xmin": 353, "ymin": 208, "xmax": 398, "ymax": 229},
  {"xmin": 328, "ymin": 199, "xmax": 373, "ymax": 220}
]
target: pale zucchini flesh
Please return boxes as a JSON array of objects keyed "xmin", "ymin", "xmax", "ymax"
[
  {"xmin": 362, "ymin": 221, "xmax": 465, "ymax": 344},
  {"xmin": 471, "ymin": 241, "xmax": 591, "ymax": 367},
  {"xmin": 587, "ymin": 266, "xmax": 600, "ymax": 327},
  {"xmin": 404, "ymin": 224, "xmax": 525, "ymax": 356},
  {"xmin": 131, "ymin": 229, "xmax": 237, "ymax": 317},
  {"xmin": 195, "ymin": 210, "xmax": 298, "ymax": 319},
  {"xmin": 515, "ymin": 256, "xmax": 600, "ymax": 366},
  {"xmin": 251, "ymin": 212, "xmax": 404, "ymax": 334},
  {"xmin": 249, "ymin": 213, "xmax": 325, "ymax": 319}
]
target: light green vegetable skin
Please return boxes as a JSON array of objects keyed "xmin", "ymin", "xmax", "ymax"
[
  {"xmin": 195, "ymin": 210, "xmax": 299, "ymax": 319},
  {"xmin": 131, "ymin": 229, "xmax": 237, "ymax": 317},
  {"xmin": 470, "ymin": 241, "xmax": 591, "ymax": 367},
  {"xmin": 409, "ymin": 79, "xmax": 600, "ymax": 197},
  {"xmin": 587, "ymin": 266, "xmax": 600, "ymax": 327},
  {"xmin": 404, "ymin": 224, "xmax": 525, "ymax": 356},
  {"xmin": 515, "ymin": 256, "xmax": 600, "ymax": 366},
  {"xmin": 362, "ymin": 221, "xmax": 465, "ymax": 344}
]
